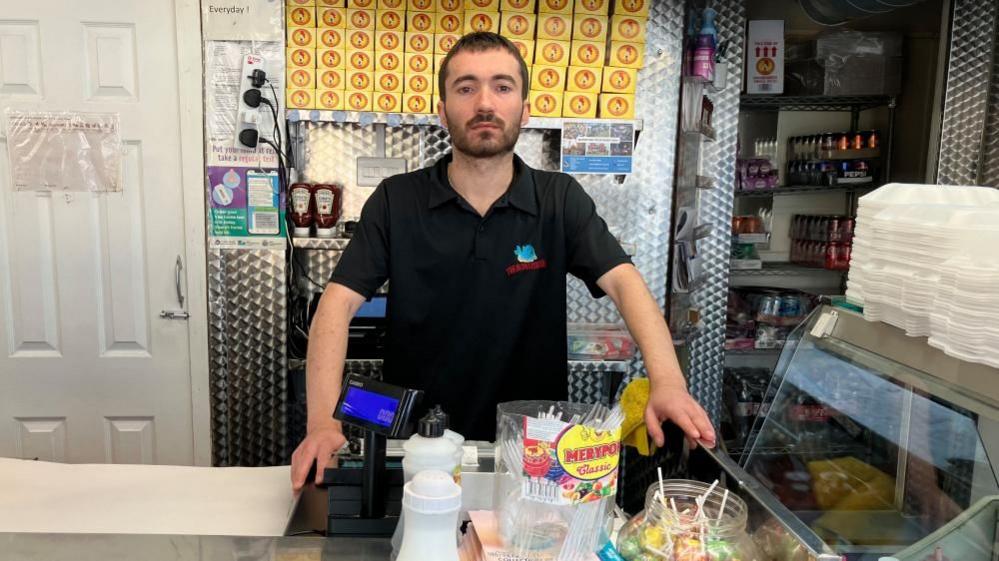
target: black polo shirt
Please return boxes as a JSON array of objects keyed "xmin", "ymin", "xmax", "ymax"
[{"xmin": 330, "ymin": 153, "xmax": 631, "ymax": 440}]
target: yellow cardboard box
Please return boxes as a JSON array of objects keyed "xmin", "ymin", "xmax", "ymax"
[
  {"xmin": 464, "ymin": 11, "xmax": 500, "ymax": 34},
  {"xmin": 346, "ymin": 8, "xmax": 375, "ymax": 29},
  {"xmin": 601, "ymin": 66, "xmax": 636, "ymax": 93},
  {"xmin": 563, "ymin": 91, "xmax": 598, "ymax": 118},
  {"xmin": 375, "ymin": 30, "xmax": 404, "ymax": 51},
  {"xmin": 318, "ymin": 68, "xmax": 346, "ymax": 89},
  {"xmin": 405, "ymin": 72, "xmax": 435, "ymax": 94},
  {"xmin": 500, "ymin": 12, "xmax": 535, "ymax": 39},
  {"xmin": 287, "ymin": 47, "xmax": 315, "ymax": 68},
  {"xmin": 538, "ymin": 0, "xmax": 571, "ymax": 14},
  {"xmin": 530, "ymin": 90, "xmax": 562, "ymax": 116},
  {"xmin": 537, "ymin": 13, "xmax": 572, "ymax": 41},
  {"xmin": 501, "ymin": 0, "xmax": 535, "ymax": 12},
  {"xmin": 288, "ymin": 6, "xmax": 316, "ymax": 27},
  {"xmin": 376, "ymin": 50, "xmax": 404, "ymax": 71},
  {"xmin": 574, "ymin": 0, "xmax": 608, "ymax": 15},
  {"xmin": 405, "ymin": 52, "xmax": 434, "ymax": 73},
  {"xmin": 288, "ymin": 67, "xmax": 317, "ymax": 89},
  {"xmin": 611, "ymin": 14, "xmax": 646, "ymax": 43},
  {"xmin": 509, "ymin": 39, "xmax": 535, "ymax": 65},
  {"xmin": 403, "ymin": 93, "xmax": 433, "ymax": 113},
  {"xmin": 374, "ymin": 91, "xmax": 402, "ymax": 112},
  {"xmin": 350, "ymin": 0, "xmax": 376, "ymax": 7},
  {"xmin": 287, "ymin": 88, "xmax": 315, "ymax": 109},
  {"xmin": 316, "ymin": 88, "xmax": 344, "ymax": 109},
  {"xmin": 613, "ymin": 0, "xmax": 648, "ymax": 17},
  {"xmin": 567, "ymin": 66, "xmax": 602, "ymax": 93},
  {"xmin": 375, "ymin": 71, "xmax": 404, "ymax": 92},
  {"xmin": 288, "ymin": 27, "xmax": 318, "ymax": 48},
  {"xmin": 317, "ymin": 48, "xmax": 346, "ymax": 69},
  {"xmin": 435, "ymin": 33, "xmax": 460, "ymax": 55},
  {"xmin": 571, "ymin": 40, "xmax": 606, "ymax": 68},
  {"xmin": 319, "ymin": 28, "xmax": 345, "ymax": 48},
  {"xmin": 435, "ymin": 53, "xmax": 448, "ymax": 74},
  {"xmin": 346, "ymin": 69, "xmax": 375, "ymax": 90},
  {"xmin": 573, "ymin": 15, "xmax": 608, "ymax": 43},
  {"xmin": 347, "ymin": 49, "xmax": 375, "ymax": 71},
  {"xmin": 536, "ymin": 39, "xmax": 570, "ymax": 66},
  {"xmin": 530, "ymin": 65, "xmax": 566, "ymax": 91},
  {"xmin": 407, "ymin": 0, "xmax": 435, "ymax": 11},
  {"xmin": 466, "ymin": 0, "xmax": 500, "ymax": 10},
  {"xmin": 405, "ymin": 32, "xmax": 434, "ymax": 54},
  {"xmin": 318, "ymin": 7, "xmax": 346, "ymax": 27},
  {"xmin": 346, "ymin": 29, "xmax": 374, "ymax": 49},
  {"xmin": 345, "ymin": 90, "xmax": 374, "ymax": 110},
  {"xmin": 433, "ymin": 94, "xmax": 442, "ymax": 111},
  {"xmin": 288, "ymin": 0, "xmax": 316, "ymax": 6},
  {"xmin": 407, "ymin": 11, "xmax": 436, "ymax": 32},
  {"xmin": 436, "ymin": 12, "xmax": 464, "ymax": 34},
  {"xmin": 376, "ymin": 9, "xmax": 405, "ymax": 30},
  {"xmin": 437, "ymin": 0, "xmax": 464, "ymax": 12},
  {"xmin": 599, "ymin": 92, "xmax": 634, "ymax": 118},
  {"xmin": 377, "ymin": 0, "xmax": 405, "ymax": 8},
  {"xmin": 608, "ymin": 41, "xmax": 643, "ymax": 68},
  {"xmin": 318, "ymin": 0, "xmax": 346, "ymax": 6}
]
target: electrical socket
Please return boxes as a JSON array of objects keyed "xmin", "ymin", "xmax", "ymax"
[{"xmin": 236, "ymin": 53, "xmax": 272, "ymax": 148}]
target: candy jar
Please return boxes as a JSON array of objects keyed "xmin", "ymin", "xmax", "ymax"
[{"xmin": 616, "ymin": 480, "xmax": 761, "ymax": 561}]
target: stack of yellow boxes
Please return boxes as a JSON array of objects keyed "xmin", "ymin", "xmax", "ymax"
[{"xmin": 287, "ymin": 0, "xmax": 648, "ymax": 116}]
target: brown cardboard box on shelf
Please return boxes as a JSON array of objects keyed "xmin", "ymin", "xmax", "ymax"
[
  {"xmin": 464, "ymin": 11, "xmax": 500, "ymax": 34},
  {"xmin": 346, "ymin": 8, "xmax": 375, "ymax": 29},
  {"xmin": 345, "ymin": 90, "xmax": 374, "ymax": 110},
  {"xmin": 377, "ymin": 0, "xmax": 405, "ymax": 8},
  {"xmin": 348, "ymin": 49, "xmax": 375, "ymax": 71},
  {"xmin": 574, "ymin": 0, "xmax": 608, "ymax": 15},
  {"xmin": 530, "ymin": 65, "xmax": 566, "ymax": 91},
  {"xmin": 318, "ymin": 68, "xmax": 346, "ymax": 89},
  {"xmin": 567, "ymin": 66, "xmax": 602, "ymax": 93},
  {"xmin": 374, "ymin": 91, "xmax": 402, "ymax": 112},
  {"xmin": 318, "ymin": 7, "xmax": 346, "ymax": 27},
  {"xmin": 500, "ymin": 12, "xmax": 535, "ymax": 39},
  {"xmin": 316, "ymin": 88, "xmax": 345, "ymax": 109},
  {"xmin": 537, "ymin": 13, "xmax": 572, "ymax": 41},
  {"xmin": 288, "ymin": 27, "xmax": 318, "ymax": 48},
  {"xmin": 405, "ymin": 32, "xmax": 434, "ymax": 54},
  {"xmin": 538, "ymin": 0, "xmax": 572, "ymax": 14},
  {"xmin": 317, "ymin": 48, "xmax": 346, "ymax": 69},
  {"xmin": 404, "ymin": 52, "xmax": 434, "ymax": 74},
  {"xmin": 407, "ymin": 11, "xmax": 436, "ymax": 33},
  {"xmin": 599, "ymin": 92, "xmax": 634, "ymax": 118},
  {"xmin": 530, "ymin": 90, "xmax": 562, "ymax": 116},
  {"xmin": 536, "ymin": 39, "xmax": 570, "ymax": 67},
  {"xmin": 501, "ymin": 0, "xmax": 535, "ymax": 12},
  {"xmin": 349, "ymin": 0, "xmax": 376, "ymax": 8},
  {"xmin": 376, "ymin": 9, "xmax": 405, "ymax": 30},
  {"xmin": 573, "ymin": 15, "xmax": 608, "ymax": 44},
  {"xmin": 404, "ymin": 72, "xmax": 435, "ymax": 94},
  {"xmin": 376, "ymin": 50, "xmax": 403, "ymax": 71},
  {"xmin": 346, "ymin": 69, "xmax": 375, "ymax": 90},
  {"xmin": 601, "ymin": 66, "xmax": 636, "ymax": 93},
  {"xmin": 289, "ymin": 0, "xmax": 316, "ymax": 6},
  {"xmin": 610, "ymin": 14, "xmax": 646, "ymax": 43},
  {"xmin": 288, "ymin": 67, "xmax": 317, "ymax": 89},
  {"xmin": 347, "ymin": 29, "xmax": 374, "ymax": 49},
  {"xmin": 467, "ymin": 0, "xmax": 500, "ymax": 10},
  {"xmin": 288, "ymin": 6, "xmax": 316, "ymax": 27},
  {"xmin": 435, "ymin": 33, "xmax": 460, "ymax": 55},
  {"xmin": 319, "ymin": 28, "xmax": 345, "ymax": 48},
  {"xmin": 509, "ymin": 39, "xmax": 535, "ymax": 65},
  {"xmin": 403, "ymin": 93, "xmax": 433, "ymax": 113},
  {"xmin": 563, "ymin": 91, "xmax": 598, "ymax": 118},
  {"xmin": 570, "ymin": 40, "xmax": 606, "ymax": 68},
  {"xmin": 375, "ymin": 30, "xmax": 404, "ymax": 52},
  {"xmin": 436, "ymin": 12, "xmax": 464, "ymax": 34},
  {"xmin": 375, "ymin": 71, "xmax": 404, "ymax": 92},
  {"xmin": 287, "ymin": 88, "xmax": 315, "ymax": 109},
  {"xmin": 407, "ymin": 0, "xmax": 436, "ymax": 11},
  {"xmin": 613, "ymin": 0, "xmax": 648, "ymax": 17},
  {"xmin": 287, "ymin": 47, "xmax": 315, "ymax": 68},
  {"xmin": 608, "ymin": 41, "xmax": 643, "ymax": 68},
  {"xmin": 318, "ymin": 0, "xmax": 346, "ymax": 6},
  {"xmin": 438, "ymin": 0, "xmax": 464, "ymax": 12}
]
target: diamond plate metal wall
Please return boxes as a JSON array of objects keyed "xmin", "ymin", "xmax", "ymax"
[
  {"xmin": 685, "ymin": 0, "xmax": 745, "ymax": 423},
  {"xmin": 936, "ymin": 0, "xmax": 999, "ymax": 185},
  {"xmin": 209, "ymin": 249, "xmax": 287, "ymax": 466},
  {"xmin": 982, "ymin": 15, "xmax": 999, "ymax": 187}
]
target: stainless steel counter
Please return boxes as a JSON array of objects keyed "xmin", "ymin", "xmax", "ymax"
[{"xmin": 0, "ymin": 533, "xmax": 391, "ymax": 561}]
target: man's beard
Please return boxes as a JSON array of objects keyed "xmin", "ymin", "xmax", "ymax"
[{"xmin": 447, "ymin": 110, "xmax": 521, "ymax": 158}]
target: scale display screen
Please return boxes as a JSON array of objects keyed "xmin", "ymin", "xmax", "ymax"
[{"xmin": 342, "ymin": 386, "xmax": 399, "ymax": 428}]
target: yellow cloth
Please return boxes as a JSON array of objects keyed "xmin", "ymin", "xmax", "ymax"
[{"xmin": 620, "ymin": 378, "xmax": 655, "ymax": 456}]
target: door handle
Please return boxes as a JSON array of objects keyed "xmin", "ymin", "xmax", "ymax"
[{"xmin": 174, "ymin": 255, "xmax": 185, "ymax": 309}]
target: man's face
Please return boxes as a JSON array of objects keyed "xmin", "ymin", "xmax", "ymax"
[{"xmin": 438, "ymin": 49, "xmax": 529, "ymax": 159}]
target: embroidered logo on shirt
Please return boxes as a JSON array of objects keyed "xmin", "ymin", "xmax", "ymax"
[{"xmin": 507, "ymin": 244, "xmax": 548, "ymax": 276}]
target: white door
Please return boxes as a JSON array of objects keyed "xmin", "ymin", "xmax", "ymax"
[{"xmin": 0, "ymin": 1, "xmax": 209, "ymax": 465}]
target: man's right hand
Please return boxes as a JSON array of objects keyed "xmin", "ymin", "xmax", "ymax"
[{"xmin": 291, "ymin": 425, "xmax": 347, "ymax": 492}]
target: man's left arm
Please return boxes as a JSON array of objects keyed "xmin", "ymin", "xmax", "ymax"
[{"xmin": 597, "ymin": 263, "xmax": 716, "ymax": 449}]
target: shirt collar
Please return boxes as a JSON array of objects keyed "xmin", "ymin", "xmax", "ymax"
[{"xmin": 428, "ymin": 153, "xmax": 538, "ymax": 216}]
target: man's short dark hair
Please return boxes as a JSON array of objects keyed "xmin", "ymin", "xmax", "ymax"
[{"xmin": 437, "ymin": 32, "xmax": 530, "ymax": 102}]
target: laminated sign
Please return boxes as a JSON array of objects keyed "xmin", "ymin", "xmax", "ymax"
[
  {"xmin": 4, "ymin": 109, "xmax": 122, "ymax": 192},
  {"xmin": 521, "ymin": 416, "xmax": 621, "ymax": 505}
]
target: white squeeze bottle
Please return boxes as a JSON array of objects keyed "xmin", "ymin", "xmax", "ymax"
[
  {"xmin": 391, "ymin": 406, "xmax": 461, "ymax": 557},
  {"xmin": 396, "ymin": 470, "xmax": 462, "ymax": 561}
]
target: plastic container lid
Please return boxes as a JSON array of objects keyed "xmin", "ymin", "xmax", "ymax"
[
  {"xmin": 402, "ymin": 470, "xmax": 461, "ymax": 514},
  {"xmin": 293, "ymin": 227, "xmax": 311, "ymax": 237},
  {"xmin": 315, "ymin": 227, "xmax": 335, "ymax": 239},
  {"xmin": 418, "ymin": 405, "xmax": 448, "ymax": 438}
]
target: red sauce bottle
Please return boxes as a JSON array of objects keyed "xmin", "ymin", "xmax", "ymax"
[
  {"xmin": 313, "ymin": 183, "xmax": 343, "ymax": 238},
  {"xmin": 289, "ymin": 183, "xmax": 314, "ymax": 237}
]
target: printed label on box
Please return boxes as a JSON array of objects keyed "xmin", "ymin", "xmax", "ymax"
[
  {"xmin": 561, "ymin": 119, "xmax": 635, "ymax": 173},
  {"xmin": 520, "ymin": 416, "xmax": 621, "ymax": 505}
]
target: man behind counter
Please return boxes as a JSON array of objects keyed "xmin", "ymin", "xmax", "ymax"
[{"xmin": 291, "ymin": 32, "xmax": 714, "ymax": 491}]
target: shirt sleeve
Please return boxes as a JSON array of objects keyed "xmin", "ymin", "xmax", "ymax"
[
  {"xmin": 564, "ymin": 179, "xmax": 632, "ymax": 298},
  {"xmin": 330, "ymin": 183, "xmax": 390, "ymax": 299}
]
